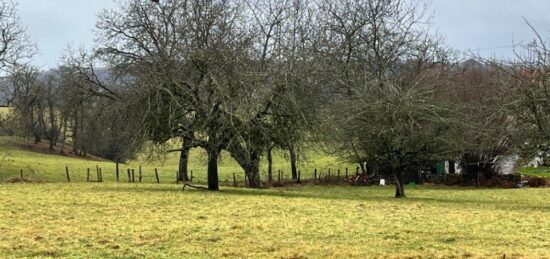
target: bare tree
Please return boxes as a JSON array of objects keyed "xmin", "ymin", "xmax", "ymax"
[
  {"xmin": 491, "ymin": 21, "xmax": 550, "ymax": 165},
  {"xmin": 9, "ymin": 64, "xmax": 41, "ymax": 144},
  {"xmin": 95, "ymin": 0, "xmax": 245, "ymax": 190},
  {"xmin": 443, "ymin": 60, "xmax": 514, "ymax": 184},
  {"xmin": 0, "ymin": 0, "xmax": 34, "ymax": 69},
  {"xmin": 225, "ymin": 0, "xmax": 320, "ymax": 186},
  {"xmin": 94, "ymin": 0, "xmax": 320, "ymax": 190},
  {"xmin": 316, "ymin": 0, "xmax": 460, "ymax": 197}
]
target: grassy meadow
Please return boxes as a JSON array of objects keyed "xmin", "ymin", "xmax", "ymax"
[
  {"xmin": 0, "ymin": 136, "xmax": 353, "ymax": 184},
  {"xmin": 520, "ymin": 166, "xmax": 550, "ymax": 178},
  {"xmin": 0, "ymin": 184, "xmax": 549, "ymax": 258},
  {"xmin": 0, "ymin": 104, "xmax": 349, "ymax": 184},
  {"xmin": 0, "ymin": 136, "xmax": 549, "ymax": 258}
]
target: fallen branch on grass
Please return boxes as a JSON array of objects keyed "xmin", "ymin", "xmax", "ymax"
[{"xmin": 182, "ymin": 183, "xmax": 210, "ymax": 191}]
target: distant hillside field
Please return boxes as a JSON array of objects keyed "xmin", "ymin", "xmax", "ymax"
[
  {"xmin": 520, "ymin": 166, "xmax": 550, "ymax": 178},
  {"xmin": 0, "ymin": 106, "xmax": 10, "ymax": 116},
  {"xmin": 1, "ymin": 135, "xmax": 548, "ymax": 183},
  {"xmin": 0, "ymin": 136, "xmax": 353, "ymax": 184}
]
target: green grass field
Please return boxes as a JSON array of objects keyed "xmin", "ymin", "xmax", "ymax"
[
  {"xmin": 0, "ymin": 136, "xmax": 353, "ymax": 184},
  {"xmin": 1, "ymin": 136, "xmax": 549, "ymax": 257},
  {"xmin": 0, "ymin": 183, "xmax": 549, "ymax": 258},
  {"xmin": 520, "ymin": 166, "xmax": 550, "ymax": 178}
]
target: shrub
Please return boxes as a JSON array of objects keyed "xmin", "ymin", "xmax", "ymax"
[
  {"xmin": 524, "ymin": 176, "xmax": 548, "ymax": 187},
  {"xmin": 443, "ymin": 174, "xmax": 463, "ymax": 186},
  {"xmin": 479, "ymin": 174, "xmax": 522, "ymax": 188}
]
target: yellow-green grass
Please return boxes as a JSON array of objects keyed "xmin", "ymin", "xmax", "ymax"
[
  {"xmin": 520, "ymin": 166, "xmax": 550, "ymax": 178},
  {"xmin": 0, "ymin": 136, "xmax": 354, "ymax": 184},
  {"xmin": 0, "ymin": 183, "xmax": 548, "ymax": 258},
  {"xmin": 0, "ymin": 107, "xmax": 11, "ymax": 116}
]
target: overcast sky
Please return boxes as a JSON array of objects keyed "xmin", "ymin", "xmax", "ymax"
[{"xmin": 16, "ymin": 0, "xmax": 550, "ymax": 69}]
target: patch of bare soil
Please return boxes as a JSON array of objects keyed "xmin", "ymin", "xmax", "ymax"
[
  {"xmin": 4, "ymin": 176, "xmax": 43, "ymax": 183},
  {"xmin": 17, "ymin": 141, "xmax": 109, "ymax": 162}
]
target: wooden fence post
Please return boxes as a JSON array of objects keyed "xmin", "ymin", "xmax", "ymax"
[
  {"xmin": 115, "ymin": 162, "xmax": 119, "ymax": 182},
  {"xmin": 233, "ymin": 173, "xmax": 237, "ymax": 187},
  {"xmin": 20, "ymin": 169, "xmax": 23, "ymax": 179},
  {"xmin": 127, "ymin": 169, "xmax": 131, "ymax": 182},
  {"xmin": 190, "ymin": 170, "xmax": 193, "ymax": 182},
  {"xmin": 314, "ymin": 168, "xmax": 317, "ymax": 180},
  {"xmin": 65, "ymin": 166, "xmax": 71, "ymax": 182},
  {"xmin": 155, "ymin": 168, "xmax": 160, "ymax": 183},
  {"xmin": 337, "ymin": 169, "xmax": 340, "ymax": 182},
  {"xmin": 345, "ymin": 168, "xmax": 348, "ymax": 178},
  {"xmin": 131, "ymin": 169, "xmax": 135, "ymax": 183},
  {"xmin": 99, "ymin": 168, "xmax": 103, "ymax": 182},
  {"xmin": 139, "ymin": 167, "xmax": 142, "ymax": 183},
  {"xmin": 87, "ymin": 168, "xmax": 90, "ymax": 182}
]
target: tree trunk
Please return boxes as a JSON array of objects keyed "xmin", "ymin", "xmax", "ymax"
[
  {"xmin": 79, "ymin": 105, "xmax": 85, "ymax": 156},
  {"xmin": 245, "ymin": 152, "xmax": 261, "ymax": 188},
  {"xmin": 48, "ymin": 101, "xmax": 57, "ymax": 148},
  {"xmin": 178, "ymin": 137, "xmax": 191, "ymax": 182},
  {"xmin": 229, "ymin": 146, "xmax": 262, "ymax": 188},
  {"xmin": 417, "ymin": 169, "xmax": 424, "ymax": 184},
  {"xmin": 59, "ymin": 117, "xmax": 67, "ymax": 154},
  {"xmin": 359, "ymin": 162, "xmax": 366, "ymax": 174},
  {"xmin": 72, "ymin": 113, "xmax": 78, "ymax": 154},
  {"xmin": 267, "ymin": 146, "xmax": 273, "ymax": 182},
  {"xmin": 246, "ymin": 161, "xmax": 261, "ymax": 188},
  {"xmin": 394, "ymin": 171, "xmax": 406, "ymax": 198},
  {"xmin": 31, "ymin": 109, "xmax": 41, "ymax": 144},
  {"xmin": 178, "ymin": 147, "xmax": 190, "ymax": 182},
  {"xmin": 289, "ymin": 144, "xmax": 298, "ymax": 180},
  {"xmin": 207, "ymin": 148, "xmax": 220, "ymax": 191},
  {"xmin": 48, "ymin": 138, "xmax": 54, "ymax": 151}
]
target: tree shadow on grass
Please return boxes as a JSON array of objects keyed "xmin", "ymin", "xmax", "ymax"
[
  {"xmin": 406, "ymin": 196, "xmax": 550, "ymax": 212},
  {"xmin": 92, "ymin": 184, "xmax": 393, "ymax": 201},
  {"xmin": 219, "ymin": 188, "xmax": 550, "ymax": 212},
  {"xmin": 218, "ymin": 187, "xmax": 394, "ymax": 201},
  {"xmin": 91, "ymin": 184, "xmax": 550, "ymax": 213}
]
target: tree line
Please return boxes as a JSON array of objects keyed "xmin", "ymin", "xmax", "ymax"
[{"xmin": 0, "ymin": 0, "xmax": 549, "ymax": 197}]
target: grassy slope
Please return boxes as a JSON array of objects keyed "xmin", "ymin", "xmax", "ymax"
[
  {"xmin": 520, "ymin": 166, "xmax": 550, "ymax": 178},
  {"xmin": 0, "ymin": 107, "xmax": 11, "ymax": 117},
  {"xmin": 0, "ymin": 183, "xmax": 548, "ymax": 258},
  {"xmin": 0, "ymin": 136, "xmax": 354, "ymax": 184}
]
